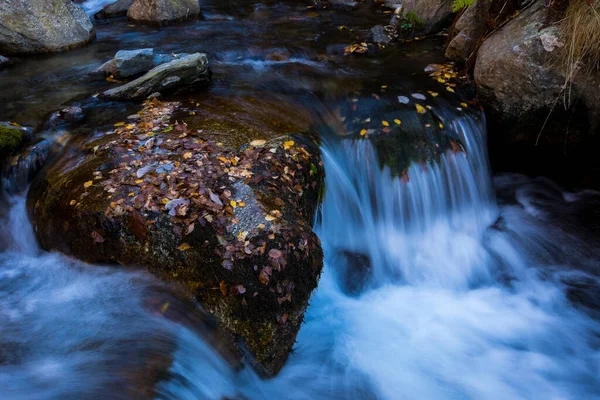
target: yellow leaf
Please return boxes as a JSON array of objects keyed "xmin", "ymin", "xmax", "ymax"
[
  {"xmin": 160, "ymin": 198, "xmax": 169, "ymax": 205},
  {"xmin": 217, "ymin": 156, "xmax": 229, "ymax": 164},
  {"xmin": 415, "ymin": 104, "xmax": 427, "ymax": 114},
  {"xmin": 177, "ymin": 243, "xmax": 191, "ymax": 251},
  {"xmin": 84, "ymin": 180, "xmax": 93, "ymax": 189},
  {"xmin": 125, "ymin": 124, "xmax": 135, "ymax": 130},
  {"xmin": 69, "ymin": 200, "xmax": 76, "ymax": 206},
  {"xmin": 381, "ymin": 85, "xmax": 388, "ymax": 89},
  {"xmin": 439, "ymin": 122, "xmax": 444, "ymax": 129},
  {"xmin": 238, "ymin": 201, "xmax": 246, "ymax": 207},
  {"xmin": 394, "ymin": 119, "xmax": 401, "ymax": 125},
  {"xmin": 265, "ymin": 215, "xmax": 276, "ymax": 221},
  {"xmin": 382, "ymin": 121, "xmax": 389, "ymax": 127},
  {"xmin": 460, "ymin": 102, "xmax": 468, "ymax": 108},
  {"xmin": 128, "ymin": 192, "xmax": 135, "ymax": 197},
  {"xmin": 428, "ymin": 91, "xmax": 439, "ymax": 97},
  {"xmin": 183, "ymin": 152, "xmax": 192, "ymax": 159},
  {"xmin": 437, "ymin": 78, "xmax": 445, "ymax": 83},
  {"xmin": 446, "ymin": 87, "xmax": 455, "ymax": 93},
  {"xmin": 250, "ymin": 139, "xmax": 266, "ymax": 147},
  {"xmin": 230, "ymin": 200, "xmax": 237, "ymax": 208},
  {"xmin": 283, "ymin": 140, "xmax": 295, "ymax": 150},
  {"xmin": 114, "ymin": 122, "xmax": 125, "ymax": 127},
  {"xmin": 360, "ymin": 129, "xmax": 368, "ymax": 136},
  {"xmin": 135, "ymin": 179, "xmax": 143, "ymax": 184}
]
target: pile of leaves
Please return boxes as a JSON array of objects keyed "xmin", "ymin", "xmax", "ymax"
[{"xmin": 73, "ymin": 99, "xmax": 322, "ymax": 310}]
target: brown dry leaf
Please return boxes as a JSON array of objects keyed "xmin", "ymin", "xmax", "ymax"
[
  {"xmin": 269, "ymin": 248, "xmax": 282, "ymax": 259},
  {"xmin": 91, "ymin": 231, "xmax": 104, "ymax": 243},
  {"xmin": 220, "ymin": 280, "xmax": 227, "ymax": 296},
  {"xmin": 177, "ymin": 243, "xmax": 191, "ymax": 251}
]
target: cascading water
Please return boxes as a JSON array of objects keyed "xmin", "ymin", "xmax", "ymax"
[{"xmin": 159, "ymin": 113, "xmax": 600, "ymax": 399}]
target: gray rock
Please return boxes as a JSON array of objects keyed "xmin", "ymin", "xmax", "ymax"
[
  {"xmin": 0, "ymin": 0, "xmax": 95, "ymax": 55},
  {"xmin": 91, "ymin": 49, "xmax": 189, "ymax": 78},
  {"xmin": 387, "ymin": 0, "xmax": 455, "ymax": 35},
  {"xmin": 446, "ymin": 0, "xmax": 489, "ymax": 63},
  {"xmin": 100, "ymin": 53, "xmax": 210, "ymax": 100},
  {"xmin": 128, "ymin": 0, "xmax": 200, "ymax": 25},
  {"xmin": 94, "ymin": 0, "xmax": 134, "ymax": 20},
  {"xmin": 49, "ymin": 106, "xmax": 84, "ymax": 124},
  {"xmin": 475, "ymin": 0, "xmax": 600, "ymax": 133},
  {"xmin": 370, "ymin": 25, "xmax": 392, "ymax": 45}
]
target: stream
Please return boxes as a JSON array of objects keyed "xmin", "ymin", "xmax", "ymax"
[{"xmin": 1, "ymin": 1, "xmax": 600, "ymax": 399}]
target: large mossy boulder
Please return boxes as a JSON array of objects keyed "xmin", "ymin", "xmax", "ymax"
[
  {"xmin": 0, "ymin": 0, "xmax": 95, "ymax": 55},
  {"xmin": 28, "ymin": 98, "xmax": 324, "ymax": 377},
  {"xmin": 128, "ymin": 0, "xmax": 200, "ymax": 25}
]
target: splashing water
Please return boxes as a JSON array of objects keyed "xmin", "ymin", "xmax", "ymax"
[{"xmin": 2, "ymin": 111, "xmax": 600, "ymax": 399}]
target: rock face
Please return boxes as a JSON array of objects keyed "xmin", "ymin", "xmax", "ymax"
[
  {"xmin": 100, "ymin": 53, "xmax": 210, "ymax": 100},
  {"xmin": 387, "ymin": 0, "xmax": 455, "ymax": 35},
  {"xmin": 0, "ymin": 0, "xmax": 95, "ymax": 55},
  {"xmin": 28, "ymin": 99, "xmax": 324, "ymax": 377},
  {"xmin": 92, "ymin": 49, "xmax": 155, "ymax": 79},
  {"xmin": 446, "ymin": 0, "xmax": 489, "ymax": 63},
  {"xmin": 475, "ymin": 2, "xmax": 564, "ymax": 123},
  {"xmin": 95, "ymin": 0, "xmax": 134, "ymax": 20},
  {"xmin": 475, "ymin": 1, "xmax": 600, "ymax": 132},
  {"xmin": 128, "ymin": 0, "xmax": 200, "ymax": 25}
]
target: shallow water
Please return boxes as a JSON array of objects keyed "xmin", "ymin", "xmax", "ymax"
[{"xmin": 1, "ymin": 1, "xmax": 600, "ymax": 399}]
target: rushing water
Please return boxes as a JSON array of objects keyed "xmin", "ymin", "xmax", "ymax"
[{"xmin": 1, "ymin": 1, "xmax": 600, "ymax": 399}]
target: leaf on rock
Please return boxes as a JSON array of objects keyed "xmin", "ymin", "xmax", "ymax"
[
  {"xmin": 415, "ymin": 104, "xmax": 427, "ymax": 114},
  {"xmin": 177, "ymin": 243, "xmax": 191, "ymax": 251}
]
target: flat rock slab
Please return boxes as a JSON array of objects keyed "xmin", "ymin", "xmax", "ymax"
[{"xmin": 100, "ymin": 53, "xmax": 210, "ymax": 100}]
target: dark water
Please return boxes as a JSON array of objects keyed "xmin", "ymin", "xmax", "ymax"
[{"xmin": 1, "ymin": 1, "xmax": 600, "ymax": 399}]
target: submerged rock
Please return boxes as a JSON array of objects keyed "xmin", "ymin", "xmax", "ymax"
[
  {"xmin": 94, "ymin": 0, "xmax": 134, "ymax": 20},
  {"xmin": 128, "ymin": 0, "xmax": 201, "ymax": 25},
  {"xmin": 100, "ymin": 53, "xmax": 210, "ymax": 100},
  {"xmin": 0, "ymin": 0, "xmax": 95, "ymax": 55},
  {"xmin": 28, "ymin": 99, "xmax": 324, "ymax": 377}
]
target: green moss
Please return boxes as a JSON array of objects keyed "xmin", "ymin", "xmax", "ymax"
[{"xmin": 0, "ymin": 125, "xmax": 25, "ymax": 159}]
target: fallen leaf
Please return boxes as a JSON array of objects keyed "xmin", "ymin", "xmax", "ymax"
[
  {"xmin": 415, "ymin": 104, "xmax": 427, "ymax": 114},
  {"xmin": 360, "ymin": 129, "xmax": 368, "ymax": 136},
  {"xmin": 91, "ymin": 231, "xmax": 104, "ymax": 243},
  {"xmin": 283, "ymin": 140, "xmax": 295, "ymax": 150},
  {"xmin": 183, "ymin": 152, "xmax": 192, "ymax": 159},
  {"xmin": 177, "ymin": 243, "xmax": 191, "ymax": 251},
  {"xmin": 84, "ymin": 180, "xmax": 93, "ymax": 189},
  {"xmin": 394, "ymin": 119, "xmax": 401, "ymax": 125},
  {"xmin": 382, "ymin": 120, "xmax": 389, "ymax": 127},
  {"xmin": 250, "ymin": 139, "xmax": 266, "ymax": 146},
  {"xmin": 220, "ymin": 281, "xmax": 227, "ymax": 296},
  {"xmin": 269, "ymin": 248, "xmax": 282, "ymax": 259}
]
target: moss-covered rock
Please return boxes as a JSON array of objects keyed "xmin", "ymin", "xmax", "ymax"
[
  {"xmin": 0, "ymin": 123, "xmax": 28, "ymax": 162},
  {"xmin": 28, "ymin": 99, "xmax": 324, "ymax": 377}
]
